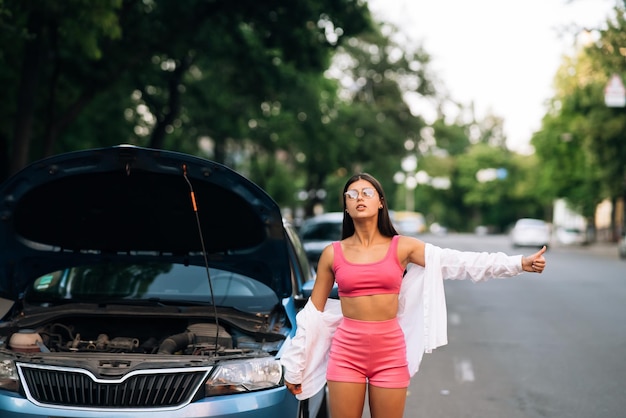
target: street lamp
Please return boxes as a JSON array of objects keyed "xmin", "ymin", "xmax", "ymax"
[{"xmin": 405, "ymin": 176, "xmax": 417, "ymax": 212}]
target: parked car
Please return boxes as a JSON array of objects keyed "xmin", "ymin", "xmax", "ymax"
[
  {"xmin": 510, "ymin": 218, "xmax": 551, "ymax": 248},
  {"xmin": 555, "ymin": 226, "xmax": 587, "ymax": 246},
  {"xmin": 0, "ymin": 145, "xmax": 329, "ymax": 418},
  {"xmin": 391, "ymin": 211, "xmax": 426, "ymax": 236},
  {"xmin": 298, "ymin": 212, "xmax": 344, "ymax": 270}
]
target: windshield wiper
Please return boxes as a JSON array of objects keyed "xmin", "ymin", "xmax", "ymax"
[{"xmin": 93, "ymin": 298, "xmax": 175, "ymax": 308}]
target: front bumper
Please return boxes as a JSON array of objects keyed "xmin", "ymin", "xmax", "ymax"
[{"xmin": 0, "ymin": 386, "xmax": 299, "ymax": 418}]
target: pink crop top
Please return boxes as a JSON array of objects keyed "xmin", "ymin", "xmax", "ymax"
[{"xmin": 332, "ymin": 235, "xmax": 404, "ymax": 297}]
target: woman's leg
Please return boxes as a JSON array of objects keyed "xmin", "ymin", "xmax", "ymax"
[
  {"xmin": 326, "ymin": 318, "xmax": 368, "ymax": 417},
  {"xmin": 327, "ymin": 380, "xmax": 367, "ymax": 418},
  {"xmin": 368, "ymin": 384, "xmax": 407, "ymax": 418},
  {"xmin": 326, "ymin": 317, "xmax": 408, "ymax": 417},
  {"xmin": 365, "ymin": 317, "xmax": 409, "ymax": 418}
]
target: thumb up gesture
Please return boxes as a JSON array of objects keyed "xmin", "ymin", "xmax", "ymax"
[{"xmin": 522, "ymin": 246, "xmax": 547, "ymax": 273}]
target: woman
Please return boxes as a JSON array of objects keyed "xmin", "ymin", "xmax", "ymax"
[{"xmin": 282, "ymin": 173, "xmax": 547, "ymax": 418}]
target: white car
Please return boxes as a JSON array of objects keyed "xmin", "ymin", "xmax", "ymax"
[
  {"xmin": 555, "ymin": 226, "xmax": 587, "ymax": 246},
  {"xmin": 511, "ymin": 218, "xmax": 550, "ymax": 248}
]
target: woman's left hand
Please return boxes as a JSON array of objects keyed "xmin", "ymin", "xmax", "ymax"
[
  {"xmin": 522, "ymin": 246, "xmax": 547, "ymax": 273},
  {"xmin": 285, "ymin": 380, "xmax": 302, "ymax": 396}
]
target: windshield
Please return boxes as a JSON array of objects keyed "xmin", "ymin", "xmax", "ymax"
[{"xmin": 25, "ymin": 263, "xmax": 279, "ymax": 313}]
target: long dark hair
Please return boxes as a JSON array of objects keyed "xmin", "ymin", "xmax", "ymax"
[{"xmin": 341, "ymin": 173, "xmax": 398, "ymax": 239}]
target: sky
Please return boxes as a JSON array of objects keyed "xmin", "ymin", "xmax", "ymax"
[{"xmin": 366, "ymin": 0, "xmax": 617, "ymax": 153}]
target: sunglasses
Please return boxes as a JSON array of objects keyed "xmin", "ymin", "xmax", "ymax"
[{"xmin": 344, "ymin": 187, "xmax": 376, "ymax": 200}]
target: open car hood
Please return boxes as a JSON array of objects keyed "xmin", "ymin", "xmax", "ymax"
[{"xmin": 0, "ymin": 145, "xmax": 291, "ymax": 302}]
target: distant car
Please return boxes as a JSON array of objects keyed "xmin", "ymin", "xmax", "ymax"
[
  {"xmin": 429, "ymin": 222, "xmax": 448, "ymax": 235},
  {"xmin": 299, "ymin": 212, "xmax": 344, "ymax": 270},
  {"xmin": 619, "ymin": 233, "xmax": 626, "ymax": 260},
  {"xmin": 474, "ymin": 225, "xmax": 489, "ymax": 236},
  {"xmin": 555, "ymin": 226, "xmax": 587, "ymax": 246},
  {"xmin": 392, "ymin": 211, "xmax": 426, "ymax": 236},
  {"xmin": 511, "ymin": 218, "xmax": 551, "ymax": 248},
  {"xmin": 0, "ymin": 145, "xmax": 330, "ymax": 418}
]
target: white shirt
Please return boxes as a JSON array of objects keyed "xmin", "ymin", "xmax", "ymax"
[{"xmin": 279, "ymin": 243, "xmax": 523, "ymax": 400}]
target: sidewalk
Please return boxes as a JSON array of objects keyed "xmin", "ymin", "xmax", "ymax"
[{"xmin": 555, "ymin": 241, "xmax": 620, "ymax": 260}]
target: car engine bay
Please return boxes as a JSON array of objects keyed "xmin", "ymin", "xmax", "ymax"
[{"xmin": 2, "ymin": 312, "xmax": 287, "ymax": 358}]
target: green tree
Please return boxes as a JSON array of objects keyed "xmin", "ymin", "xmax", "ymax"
[
  {"xmin": 312, "ymin": 22, "xmax": 434, "ymax": 214},
  {"xmin": 0, "ymin": 0, "xmax": 123, "ymax": 178},
  {"xmin": 0, "ymin": 0, "xmax": 373, "ymax": 182},
  {"xmin": 585, "ymin": 5, "xmax": 626, "ymax": 238},
  {"xmin": 533, "ymin": 3, "xmax": 626, "ymax": 238}
]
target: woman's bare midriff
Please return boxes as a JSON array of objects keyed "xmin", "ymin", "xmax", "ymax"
[{"xmin": 340, "ymin": 293, "xmax": 399, "ymax": 321}]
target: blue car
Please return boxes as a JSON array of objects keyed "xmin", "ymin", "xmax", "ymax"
[{"xmin": 0, "ymin": 145, "xmax": 328, "ymax": 417}]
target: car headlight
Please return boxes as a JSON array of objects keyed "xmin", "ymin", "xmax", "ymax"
[
  {"xmin": 204, "ymin": 357, "xmax": 283, "ymax": 396},
  {"xmin": 0, "ymin": 359, "xmax": 19, "ymax": 392}
]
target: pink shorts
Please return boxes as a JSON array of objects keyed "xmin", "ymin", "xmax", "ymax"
[{"xmin": 326, "ymin": 317, "xmax": 410, "ymax": 388}]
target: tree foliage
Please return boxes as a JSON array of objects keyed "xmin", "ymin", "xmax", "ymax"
[
  {"xmin": 0, "ymin": 0, "xmax": 556, "ymax": 231},
  {"xmin": 532, "ymin": 3, "xmax": 626, "ymax": 236},
  {"xmin": 0, "ymin": 0, "xmax": 372, "ymax": 180}
]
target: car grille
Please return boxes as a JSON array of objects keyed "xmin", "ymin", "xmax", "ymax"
[{"xmin": 17, "ymin": 363, "xmax": 211, "ymax": 409}]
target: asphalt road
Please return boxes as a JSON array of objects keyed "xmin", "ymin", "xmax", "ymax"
[{"xmin": 361, "ymin": 233, "xmax": 626, "ymax": 418}]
